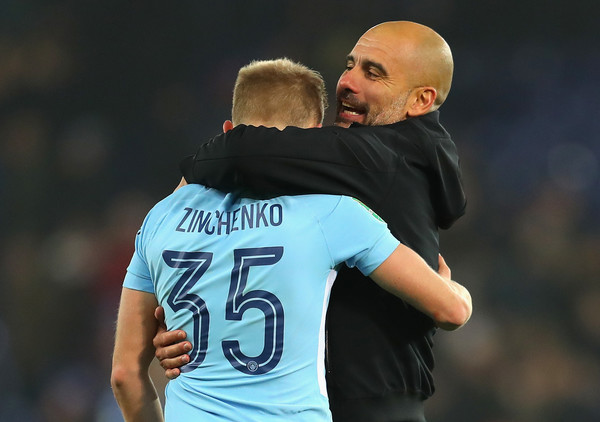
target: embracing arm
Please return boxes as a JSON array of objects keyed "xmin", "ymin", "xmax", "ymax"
[
  {"xmin": 111, "ymin": 288, "xmax": 163, "ymax": 422},
  {"xmin": 180, "ymin": 124, "xmax": 396, "ymax": 204},
  {"xmin": 370, "ymin": 250, "xmax": 472, "ymax": 330}
]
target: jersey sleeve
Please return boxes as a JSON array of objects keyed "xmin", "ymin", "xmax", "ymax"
[
  {"xmin": 179, "ymin": 124, "xmax": 396, "ymax": 208},
  {"xmin": 122, "ymin": 229, "xmax": 155, "ymax": 294},
  {"xmin": 320, "ymin": 196, "xmax": 400, "ymax": 276}
]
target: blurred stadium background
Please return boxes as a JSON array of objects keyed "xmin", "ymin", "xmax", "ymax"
[{"xmin": 1, "ymin": 1, "xmax": 599, "ymax": 421}]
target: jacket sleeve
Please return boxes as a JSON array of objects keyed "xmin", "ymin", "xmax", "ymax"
[
  {"xmin": 180, "ymin": 124, "xmax": 397, "ymax": 208},
  {"xmin": 428, "ymin": 137, "xmax": 467, "ymax": 229}
]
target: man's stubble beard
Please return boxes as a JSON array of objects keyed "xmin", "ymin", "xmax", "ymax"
[{"xmin": 366, "ymin": 90, "xmax": 411, "ymax": 126}]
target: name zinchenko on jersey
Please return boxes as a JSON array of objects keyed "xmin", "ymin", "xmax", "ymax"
[{"xmin": 176, "ymin": 202, "xmax": 283, "ymax": 235}]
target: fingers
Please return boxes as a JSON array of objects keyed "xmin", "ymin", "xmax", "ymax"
[
  {"xmin": 153, "ymin": 329, "xmax": 188, "ymax": 352},
  {"xmin": 154, "ymin": 306, "xmax": 167, "ymax": 329},
  {"xmin": 156, "ymin": 341, "xmax": 190, "ymax": 379},
  {"xmin": 166, "ymin": 368, "xmax": 182, "ymax": 380},
  {"xmin": 437, "ymin": 254, "xmax": 451, "ymax": 279},
  {"xmin": 160, "ymin": 352, "xmax": 190, "ymax": 372},
  {"xmin": 154, "ymin": 335, "xmax": 191, "ymax": 375},
  {"xmin": 152, "ymin": 306, "xmax": 190, "ymax": 380}
]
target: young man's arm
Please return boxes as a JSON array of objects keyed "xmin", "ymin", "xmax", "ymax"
[
  {"xmin": 369, "ymin": 251, "xmax": 471, "ymax": 331},
  {"xmin": 111, "ymin": 287, "xmax": 163, "ymax": 422}
]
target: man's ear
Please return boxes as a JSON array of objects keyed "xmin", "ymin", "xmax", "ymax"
[
  {"xmin": 407, "ymin": 87, "xmax": 437, "ymax": 117},
  {"xmin": 222, "ymin": 120, "xmax": 234, "ymax": 133}
]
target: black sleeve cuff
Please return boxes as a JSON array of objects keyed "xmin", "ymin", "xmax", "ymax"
[{"xmin": 179, "ymin": 154, "xmax": 195, "ymax": 183}]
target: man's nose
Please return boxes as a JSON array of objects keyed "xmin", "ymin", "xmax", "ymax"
[{"xmin": 337, "ymin": 69, "xmax": 359, "ymax": 94}]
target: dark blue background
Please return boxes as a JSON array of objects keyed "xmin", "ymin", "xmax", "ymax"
[{"xmin": 1, "ymin": 1, "xmax": 599, "ymax": 420}]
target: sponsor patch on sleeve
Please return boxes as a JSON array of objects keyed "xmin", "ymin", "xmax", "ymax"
[{"xmin": 351, "ymin": 198, "xmax": 384, "ymax": 222}]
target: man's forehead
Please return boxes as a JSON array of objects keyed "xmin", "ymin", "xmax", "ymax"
[
  {"xmin": 359, "ymin": 30, "xmax": 406, "ymax": 55},
  {"xmin": 350, "ymin": 38, "xmax": 400, "ymax": 69}
]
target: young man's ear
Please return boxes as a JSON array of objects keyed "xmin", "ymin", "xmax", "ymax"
[{"xmin": 222, "ymin": 120, "xmax": 234, "ymax": 133}]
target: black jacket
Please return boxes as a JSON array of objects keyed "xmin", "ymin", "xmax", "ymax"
[{"xmin": 181, "ymin": 111, "xmax": 466, "ymax": 421}]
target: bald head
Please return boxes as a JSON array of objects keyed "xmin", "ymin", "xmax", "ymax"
[
  {"xmin": 335, "ymin": 21, "xmax": 454, "ymax": 126},
  {"xmin": 364, "ymin": 21, "xmax": 454, "ymax": 108}
]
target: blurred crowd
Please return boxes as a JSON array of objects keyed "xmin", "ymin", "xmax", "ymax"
[{"xmin": 1, "ymin": 1, "xmax": 599, "ymax": 421}]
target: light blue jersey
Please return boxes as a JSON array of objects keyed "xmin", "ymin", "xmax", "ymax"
[{"xmin": 124, "ymin": 184, "xmax": 399, "ymax": 422}]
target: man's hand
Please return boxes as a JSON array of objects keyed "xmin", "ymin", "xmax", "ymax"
[
  {"xmin": 153, "ymin": 306, "xmax": 192, "ymax": 380},
  {"xmin": 173, "ymin": 177, "xmax": 188, "ymax": 192},
  {"xmin": 437, "ymin": 254, "xmax": 450, "ymax": 279}
]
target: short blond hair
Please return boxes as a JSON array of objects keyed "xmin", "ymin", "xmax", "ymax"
[{"xmin": 232, "ymin": 58, "xmax": 327, "ymax": 128}]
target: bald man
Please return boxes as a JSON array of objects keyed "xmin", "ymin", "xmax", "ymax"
[
  {"xmin": 336, "ymin": 21, "xmax": 453, "ymax": 126},
  {"xmin": 156, "ymin": 21, "xmax": 467, "ymax": 422}
]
